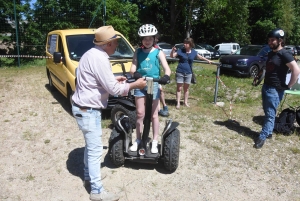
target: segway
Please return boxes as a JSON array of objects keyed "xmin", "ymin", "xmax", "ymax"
[
  {"xmin": 108, "ymin": 77, "xmax": 180, "ymax": 172},
  {"xmin": 108, "ymin": 61, "xmax": 136, "ymax": 128}
]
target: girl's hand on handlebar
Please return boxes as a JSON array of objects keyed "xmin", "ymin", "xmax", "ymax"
[
  {"xmin": 159, "ymin": 75, "xmax": 170, "ymax": 85},
  {"xmin": 133, "ymin": 71, "xmax": 142, "ymax": 79}
]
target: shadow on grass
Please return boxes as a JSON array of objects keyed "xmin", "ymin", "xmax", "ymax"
[
  {"xmin": 66, "ymin": 147, "xmax": 85, "ymax": 181},
  {"xmin": 214, "ymin": 119, "xmax": 259, "ymax": 141},
  {"xmin": 44, "ymin": 84, "xmax": 73, "ymax": 116},
  {"xmin": 66, "ymin": 146, "xmax": 108, "ymax": 193},
  {"xmin": 252, "ymin": 115, "xmax": 265, "ymax": 126},
  {"xmin": 102, "ymin": 151, "xmax": 170, "ymax": 174},
  {"xmin": 103, "ymin": 142, "xmax": 175, "ymax": 174},
  {"xmin": 66, "ymin": 144, "xmax": 172, "ymax": 192}
]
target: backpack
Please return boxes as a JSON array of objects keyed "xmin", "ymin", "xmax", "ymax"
[
  {"xmin": 273, "ymin": 108, "xmax": 296, "ymax": 135},
  {"xmin": 296, "ymin": 108, "xmax": 300, "ymax": 126}
]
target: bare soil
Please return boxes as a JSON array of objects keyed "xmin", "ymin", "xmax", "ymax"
[{"xmin": 0, "ymin": 66, "xmax": 300, "ymax": 201}]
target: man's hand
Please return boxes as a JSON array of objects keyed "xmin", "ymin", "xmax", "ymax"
[
  {"xmin": 159, "ymin": 75, "xmax": 170, "ymax": 85},
  {"xmin": 134, "ymin": 78, "xmax": 147, "ymax": 89},
  {"xmin": 115, "ymin": 76, "xmax": 127, "ymax": 83}
]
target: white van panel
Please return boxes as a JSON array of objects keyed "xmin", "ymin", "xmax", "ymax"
[{"xmin": 214, "ymin": 43, "xmax": 240, "ymax": 55}]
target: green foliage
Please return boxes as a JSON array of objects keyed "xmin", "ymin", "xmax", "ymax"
[
  {"xmin": 1, "ymin": 0, "xmax": 300, "ymax": 68},
  {"xmin": 200, "ymin": 0, "xmax": 250, "ymax": 45},
  {"xmin": 0, "ymin": 58, "xmax": 15, "ymax": 67},
  {"xmin": 105, "ymin": 0, "xmax": 139, "ymax": 44}
]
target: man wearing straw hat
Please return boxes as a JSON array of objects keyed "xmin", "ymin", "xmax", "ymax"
[{"xmin": 72, "ymin": 25, "xmax": 146, "ymax": 201}]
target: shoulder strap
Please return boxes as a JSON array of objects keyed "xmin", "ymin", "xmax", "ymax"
[{"xmin": 187, "ymin": 52, "xmax": 193, "ymax": 73}]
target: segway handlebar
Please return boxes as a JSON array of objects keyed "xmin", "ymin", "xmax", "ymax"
[
  {"xmin": 126, "ymin": 76, "xmax": 166, "ymax": 84},
  {"xmin": 166, "ymin": 57, "xmax": 220, "ymax": 65}
]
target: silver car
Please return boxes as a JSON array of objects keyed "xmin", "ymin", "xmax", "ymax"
[
  {"xmin": 284, "ymin": 45, "xmax": 298, "ymax": 56},
  {"xmin": 156, "ymin": 42, "xmax": 173, "ymax": 58},
  {"xmin": 175, "ymin": 43, "xmax": 211, "ymax": 59}
]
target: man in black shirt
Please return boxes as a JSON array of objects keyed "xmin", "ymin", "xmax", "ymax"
[{"xmin": 255, "ymin": 28, "xmax": 300, "ymax": 149}]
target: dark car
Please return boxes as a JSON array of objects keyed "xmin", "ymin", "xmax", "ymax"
[
  {"xmin": 198, "ymin": 43, "xmax": 221, "ymax": 59},
  {"xmin": 219, "ymin": 45, "xmax": 271, "ymax": 77},
  {"xmin": 296, "ymin": 46, "xmax": 300, "ymax": 55}
]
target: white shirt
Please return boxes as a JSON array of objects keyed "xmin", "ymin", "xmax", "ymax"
[{"xmin": 72, "ymin": 46, "xmax": 129, "ymax": 108}]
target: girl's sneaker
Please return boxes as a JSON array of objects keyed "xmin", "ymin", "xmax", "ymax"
[
  {"xmin": 129, "ymin": 139, "xmax": 141, "ymax": 151},
  {"xmin": 151, "ymin": 140, "xmax": 158, "ymax": 153}
]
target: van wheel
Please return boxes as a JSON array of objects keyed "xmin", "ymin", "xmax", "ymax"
[
  {"xmin": 47, "ymin": 69, "xmax": 56, "ymax": 91},
  {"xmin": 111, "ymin": 104, "xmax": 136, "ymax": 128},
  {"xmin": 249, "ymin": 65, "xmax": 259, "ymax": 78}
]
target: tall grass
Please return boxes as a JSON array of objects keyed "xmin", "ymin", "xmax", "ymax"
[{"xmin": 0, "ymin": 58, "xmax": 46, "ymax": 68}]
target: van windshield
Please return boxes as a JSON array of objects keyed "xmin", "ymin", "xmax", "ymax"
[{"xmin": 66, "ymin": 34, "xmax": 134, "ymax": 61}]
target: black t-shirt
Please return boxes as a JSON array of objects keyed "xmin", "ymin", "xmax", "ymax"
[{"xmin": 264, "ymin": 48, "xmax": 294, "ymax": 90}]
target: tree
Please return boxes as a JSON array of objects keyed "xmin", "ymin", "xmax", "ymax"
[
  {"xmin": 196, "ymin": 0, "xmax": 250, "ymax": 45},
  {"xmin": 287, "ymin": 0, "xmax": 300, "ymax": 45},
  {"xmin": 104, "ymin": 0, "xmax": 139, "ymax": 45},
  {"xmin": 248, "ymin": 0, "xmax": 274, "ymax": 44}
]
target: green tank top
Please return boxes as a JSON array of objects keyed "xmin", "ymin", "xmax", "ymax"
[{"xmin": 136, "ymin": 48, "xmax": 160, "ymax": 78}]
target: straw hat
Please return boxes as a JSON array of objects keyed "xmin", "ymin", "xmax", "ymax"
[{"xmin": 93, "ymin": 26, "xmax": 121, "ymax": 45}]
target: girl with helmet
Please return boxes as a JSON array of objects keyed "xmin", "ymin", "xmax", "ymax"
[
  {"xmin": 254, "ymin": 28, "xmax": 300, "ymax": 149},
  {"xmin": 130, "ymin": 24, "xmax": 171, "ymax": 153}
]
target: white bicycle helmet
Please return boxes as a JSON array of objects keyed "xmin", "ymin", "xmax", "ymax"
[{"xmin": 138, "ymin": 24, "xmax": 158, "ymax": 37}]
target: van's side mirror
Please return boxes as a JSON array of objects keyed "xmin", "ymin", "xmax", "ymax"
[{"xmin": 53, "ymin": 52, "xmax": 62, "ymax": 63}]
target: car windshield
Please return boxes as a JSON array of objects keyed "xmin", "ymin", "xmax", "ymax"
[
  {"xmin": 239, "ymin": 46, "xmax": 264, "ymax": 56},
  {"xmin": 200, "ymin": 44, "xmax": 214, "ymax": 51},
  {"xmin": 66, "ymin": 34, "xmax": 134, "ymax": 61},
  {"xmin": 159, "ymin": 43, "xmax": 172, "ymax": 49},
  {"xmin": 175, "ymin": 44, "xmax": 184, "ymax": 49},
  {"xmin": 195, "ymin": 44, "xmax": 205, "ymax": 49},
  {"xmin": 176, "ymin": 44, "xmax": 205, "ymax": 50}
]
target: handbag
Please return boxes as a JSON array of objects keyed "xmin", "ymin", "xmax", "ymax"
[
  {"xmin": 187, "ymin": 52, "xmax": 196, "ymax": 84},
  {"xmin": 191, "ymin": 73, "xmax": 196, "ymax": 84},
  {"xmin": 189, "ymin": 61, "xmax": 196, "ymax": 84}
]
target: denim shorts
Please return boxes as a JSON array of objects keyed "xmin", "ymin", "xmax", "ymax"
[
  {"xmin": 134, "ymin": 82, "xmax": 160, "ymax": 100},
  {"xmin": 176, "ymin": 72, "xmax": 192, "ymax": 84}
]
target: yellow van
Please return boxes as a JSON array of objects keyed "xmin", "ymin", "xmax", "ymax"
[{"xmin": 46, "ymin": 29, "xmax": 137, "ymax": 126}]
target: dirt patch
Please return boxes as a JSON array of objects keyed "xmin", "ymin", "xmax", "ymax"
[{"xmin": 0, "ymin": 66, "xmax": 300, "ymax": 201}]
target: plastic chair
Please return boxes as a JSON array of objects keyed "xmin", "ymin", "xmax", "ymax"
[{"xmin": 279, "ymin": 73, "xmax": 300, "ymax": 112}]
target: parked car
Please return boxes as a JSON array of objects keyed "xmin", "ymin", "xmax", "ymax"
[
  {"xmin": 175, "ymin": 43, "xmax": 211, "ymax": 59},
  {"xmin": 198, "ymin": 43, "xmax": 220, "ymax": 59},
  {"xmin": 156, "ymin": 42, "xmax": 173, "ymax": 58},
  {"xmin": 214, "ymin": 43, "xmax": 240, "ymax": 55},
  {"xmin": 219, "ymin": 45, "xmax": 271, "ymax": 77},
  {"xmin": 284, "ymin": 45, "xmax": 298, "ymax": 56},
  {"xmin": 296, "ymin": 45, "xmax": 300, "ymax": 55}
]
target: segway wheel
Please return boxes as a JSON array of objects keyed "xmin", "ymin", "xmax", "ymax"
[
  {"xmin": 109, "ymin": 128, "xmax": 125, "ymax": 167},
  {"xmin": 163, "ymin": 129, "xmax": 180, "ymax": 172},
  {"xmin": 111, "ymin": 104, "xmax": 136, "ymax": 129}
]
